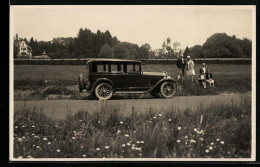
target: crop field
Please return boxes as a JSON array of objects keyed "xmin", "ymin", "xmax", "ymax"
[{"xmin": 13, "ymin": 64, "xmax": 251, "ymax": 100}]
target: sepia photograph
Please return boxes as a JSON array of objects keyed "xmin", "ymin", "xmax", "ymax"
[{"xmin": 9, "ymin": 5, "xmax": 256, "ymax": 161}]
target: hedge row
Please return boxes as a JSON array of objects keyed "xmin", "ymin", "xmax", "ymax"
[{"xmin": 14, "ymin": 58, "xmax": 252, "ymax": 65}]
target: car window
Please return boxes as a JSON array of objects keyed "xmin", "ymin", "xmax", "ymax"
[
  {"xmin": 127, "ymin": 64, "xmax": 140, "ymax": 73},
  {"xmin": 111, "ymin": 64, "xmax": 123, "ymax": 73},
  {"xmin": 97, "ymin": 64, "xmax": 109, "ymax": 72}
]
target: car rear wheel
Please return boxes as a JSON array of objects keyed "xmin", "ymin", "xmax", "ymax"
[
  {"xmin": 160, "ymin": 82, "xmax": 176, "ymax": 98},
  {"xmin": 95, "ymin": 82, "xmax": 113, "ymax": 100},
  {"xmin": 78, "ymin": 74, "xmax": 84, "ymax": 93}
]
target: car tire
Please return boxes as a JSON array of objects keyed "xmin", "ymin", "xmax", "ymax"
[
  {"xmin": 95, "ymin": 82, "xmax": 113, "ymax": 100},
  {"xmin": 160, "ymin": 82, "xmax": 176, "ymax": 98},
  {"xmin": 78, "ymin": 74, "xmax": 84, "ymax": 93}
]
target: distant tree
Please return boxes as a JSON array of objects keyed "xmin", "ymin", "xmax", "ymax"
[
  {"xmin": 99, "ymin": 43, "xmax": 114, "ymax": 58},
  {"xmin": 113, "ymin": 43, "xmax": 130, "ymax": 59},
  {"xmin": 183, "ymin": 46, "xmax": 191, "ymax": 58},
  {"xmin": 139, "ymin": 45, "xmax": 150, "ymax": 59},
  {"xmin": 189, "ymin": 45, "xmax": 202, "ymax": 58}
]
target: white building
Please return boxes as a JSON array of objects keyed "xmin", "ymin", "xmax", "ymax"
[{"xmin": 14, "ymin": 34, "xmax": 32, "ymax": 59}]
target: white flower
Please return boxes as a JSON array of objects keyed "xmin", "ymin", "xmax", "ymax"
[
  {"xmin": 209, "ymin": 146, "xmax": 213, "ymax": 150},
  {"xmin": 48, "ymin": 142, "xmax": 51, "ymax": 145},
  {"xmin": 80, "ymin": 145, "xmax": 84, "ymax": 149},
  {"xmin": 36, "ymin": 146, "xmax": 40, "ymax": 149},
  {"xmin": 136, "ymin": 141, "xmax": 140, "ymax": 144},
  {"xmin": 177, "ymin": 127, "xmax": 181, "ymax": 130},
  {"xmin": 32, "ymin": 125, "xmax": 35, "ymax": 128},
  {"xmin": 79, "ymin": 120, "xmax": 83, "ymax": 122},
  {"xmin": 211, "ymin": 142, "xmax": 214, "ymax": 145},
  {"xmin": 72, "ymin": 137, "xmax": 76, "ymax": 140},
  {"xmin": 205, "ymin": 149, "xmax": 209, "ymax": 153},
  {"xmin": 56, "ymin": 149, "xmax": 60, "ymax": 152},
  {"xmin": 96, "ymin": 148, "xmax": 100, "ymax": 151},
  {"xmin": 117, "ymin": 130, "xmax": 121, "ymax": 134},
  {"xmin": 43, "ymin": 137, "xmax": 47, "ymax": 141},
  {"xmin": 27, "ymin": 155, "xmax": 31, "ymax": 158},
  {"xmin": 168, "ymin": 119, "xmax": 171, "ymax": 122},
  {"xmin": 216, "ymin": 138, "xmax": 220, "ymax": 142},
  {"xmin": 158, "ymin": 114, "xmax": 162, "ymax": 117},
  {"xmin": 177, "ymin": 140, "xmax": 181, "ymax": 143},
  {"xmin": 149, "ymin": 121, "xmax": 152, "ymax": 123},
  {"xmin": 190, "ymin": 139, "xmax": 196, "ymax": 143},
  {"xmin": 141, "ymin": 141, "xmax": 144, "ymax": 144},
  {"xmin": 122, "ymin": 144, "xmax": 126, "ymax": 147},
  {"xmin": 131, "ymin": 146, "xmax": 135, "ymax": 150},
  {"xmin": 132, "ymin": 144, "xmax": 135, "ymax": 147},
  {"xmin": 139, "ymin": 153, "xmax": 142, "ymax": 156},
  {"xmin": 105, "ymin": 146, "xmax": 109, "ymax": 149},
  {"xmin": 82, "ymin": 154, "xmax": 86, "ymax": 158},
  {"xmin": 125, "ymin": 134, "xmax": 129, "ymax": 137},
  {"xmin": 127, "ymin": 142, "xmax": 131, "ymax": 146},
  {"xmin": 185, "ymin": 136, "xmax": 188, "ymax": 139},
  {"xmin": 153, "ymin": 116, "xmax": 156, "ymax": 119},
  {"xmin": 120, "ymin": 121, "xmax": 123, "ymax": 124},
  {"xmin": 194, "ymin": 128, "xmax": 197, "ymax": 132},
  {"xmin": 15, "ymin": 126, "xmax": 18, "ymax": 129},
  {"xmin": 220, "ymin": 141, "xmax": 225, "ymax": 144}
]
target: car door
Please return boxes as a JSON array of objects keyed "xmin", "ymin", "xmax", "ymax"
[{"xmin": 108, "ymin": 63, "xmax": 128, "ymax": 91}]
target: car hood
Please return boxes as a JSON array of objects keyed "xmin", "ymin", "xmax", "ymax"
[{"xmin": 142, "ymin": 72, "xmax": 165, "ymax": 77}]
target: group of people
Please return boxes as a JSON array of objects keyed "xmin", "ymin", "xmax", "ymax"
[{"xmin": 176, "ymin": 55, "xmax": 214, "ymax": 89}]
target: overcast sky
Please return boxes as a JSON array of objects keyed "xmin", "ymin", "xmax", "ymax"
[{"xmin": 11, "ymin": 5, "xmax": 254, "ymax": 50}]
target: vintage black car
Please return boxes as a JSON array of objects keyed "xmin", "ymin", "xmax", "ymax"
[{"xmin": 78, "ymin": 59, "xmax": 176, "ymax": 100}]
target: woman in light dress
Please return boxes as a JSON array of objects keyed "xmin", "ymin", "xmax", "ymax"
[{"xmin": 186, "ymin": 56, "xmax": 195, "ymax": 81}]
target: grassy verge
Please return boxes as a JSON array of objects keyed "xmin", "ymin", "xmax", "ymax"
[
  {"xmin": 13, "ymin": 64, "xmax": 251, "ymax": 100},
  {"xmin": 13, "ymin": 96, "xmax": 251, "ymax": 158}
]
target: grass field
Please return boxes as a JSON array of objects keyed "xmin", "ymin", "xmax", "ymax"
[
  {"xmin": 13, "ymin": 96, "xmax": 251, "ymax": 158},
  {"xmin": 13, "ymin": 64, "xmax": 251, "ymax": 100}
]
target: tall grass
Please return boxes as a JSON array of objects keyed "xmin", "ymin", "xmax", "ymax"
[
  {"xmin": 13, "ymin": 64, "xmax": 251, "ymax": 100},
  {"xmin": 13, "ymin": 97, "xmax": 251, "ymax": 158}
]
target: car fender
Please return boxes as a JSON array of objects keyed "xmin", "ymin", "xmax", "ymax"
[
  {"xmin": 90, "ymin": 78, "xmax": 115, "ymax": 93},
  {"xmin": 147, "ymin": 78, "xmax": 176, "ymax": 93}
]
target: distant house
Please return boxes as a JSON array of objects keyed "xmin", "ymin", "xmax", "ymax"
[
  {"xmin": 32, "ymin": 50, "xmax": 51, "ymax": 59},
  {"xmin": 14, "ymin": 34, "xmax": 32, "ymax": 59}
]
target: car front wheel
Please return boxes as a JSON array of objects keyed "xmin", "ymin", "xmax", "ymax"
[
  {"xmin": 95, "ymin": 82, "xmax": 113, "ymax": 100},
  {"xmin": 160, "ymin": 82, "xmax": 176, "ymax": 98}
]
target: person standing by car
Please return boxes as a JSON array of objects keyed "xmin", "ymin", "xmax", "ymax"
[
  {"xmin": 176, "ymin": 55, "xmax": 186, "ymax": 80},
  {"xmin": 186, "ymin": 56, "xmax": 195, "ymax": 82}
]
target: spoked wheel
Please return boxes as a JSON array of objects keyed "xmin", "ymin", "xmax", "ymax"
[
  {"xmin": 160, "ymin": 82, "xmax": 176, "ymax": 98},
  {"xmin": 95, "ymin": 82, "xmax": 113, "ymax": 100}
]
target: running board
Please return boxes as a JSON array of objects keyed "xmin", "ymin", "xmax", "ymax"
[{"xmin": 115, "ymin": 91, "xmax": 149, "ymax": 94}]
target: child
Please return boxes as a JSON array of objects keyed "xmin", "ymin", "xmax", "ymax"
[
  {"xmin": 198, "ymin": 73, "xmax": 206, "ymax": 89},
  {"xmin": 206, "ymin": 70, "xmax": 214, "ymax": 87}
]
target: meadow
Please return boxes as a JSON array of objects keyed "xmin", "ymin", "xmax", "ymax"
[
  {"xmin": 13, "ymin": 95, "xmax": 251, "ymax": 158},
  {"xmin": 13, "ymin": 64, "xmax": 251, "ymax": 100}
]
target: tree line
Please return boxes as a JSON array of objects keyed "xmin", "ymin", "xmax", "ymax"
[{"xmin": 183, "ymin": 33, "xmax": 252, "ymax": 58}]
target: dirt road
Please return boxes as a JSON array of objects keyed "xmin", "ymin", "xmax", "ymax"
[{"xmin": 14, "ymin": 92, "xmax": 251, "ymax": 120}]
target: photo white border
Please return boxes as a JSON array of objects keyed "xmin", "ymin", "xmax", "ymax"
[{"xmin": 9, "ymin": 5, "xmax": 256, "ymax": 162}]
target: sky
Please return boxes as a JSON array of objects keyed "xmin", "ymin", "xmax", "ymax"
[{"xmin": 11, "ymin": 5, "xmax": 254, "ymax": 50}]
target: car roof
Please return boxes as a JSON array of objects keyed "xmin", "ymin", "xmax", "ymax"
[{"xmin": 87, "ymin": 59, "xmax": 142, "ymax": 64}]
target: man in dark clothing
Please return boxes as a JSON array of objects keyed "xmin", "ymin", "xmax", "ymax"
[{"xmin": 176, "ymin": 55, "xmax": 186, "ymax": 80}]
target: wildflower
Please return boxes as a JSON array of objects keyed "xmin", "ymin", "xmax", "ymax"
[
  {"xmin": 96, "ymin": 148, "xmax": 100, "ymax": 151},
  {"xmin": 72, "ymin": 137, "xmax": 76, "ymax": 140},
  {"xmin": 209, "ymin": 146, "xmax": 213, "ymax": 150},
  {"xmin": 33, "ymin": 144, "xmax": 36, "ymax": 147},
  {"xmin": 190, "ymin": 139, "xmax": 196, "ymax": 143},
  {"xmin": 36, "ymin": 146, "xmax": 40, "ymax": 149},
  {"xmin": 80, "ymin": 146, "xmax": 84, "ymax": 149},
  {"xmin": 79, "ymin": 120, "xmax": 83, "ymax": 122},
  {"xmin": 22, "ymin": 126, "xmax": 25, "ymax": 128},
  {"xmin": 98, "ymin": 121, "xmax": 101, "ymax": 124},
  {"xmin": 205, "ymin": 149, "xmax": 209, "ymax": 153},
  {"xmin": 43, "ymin": 137, "xmax": 47, "ymax": 141},
  {"xmin": 177, "ymin": 140, "xmax": 181, "ymax": 143},
  {"xmin": 184, "ymin": 136, "xmax": 188, "ymax": 139},
  {"xmin": 32, "ymin": 125, "xmax": 35, "ymax": 128},
  {"xmin": 139, "ymin": 153, "xmax": 142, "ymax": 156},
  {"xmin": 22, "ymin": 136, "xmax": 25, "ymax": 139},
  {"xmin": 127, "ymin": 142, "xmax": 131, "ymax": 146},
  {"xmin": 125, "ymin": 134, "xmax": 129, "ymax": 137},
  {"xmin": 105, "ymin": 146, "xmax": 109, "ymax": 149},
  {"xmin": 117, "ymin": 130, "xmax": 121, "ymax": 134},
  {"xmin": 211, "ymin": 142, "xmax": 214, "ymax": 145},
  {"xmin": 120, "ymin": 121, "xmax": 123, "ymax": 125},
  {"xmin": 133, "ymin": 131, "xmax": 136, "ymax": 133},
  {"xmin": 149, "ymin": 121, "xmax": 152, "ymax": 123},
  {"xmin": 158, "ymin": 114, "xmax": 162, "ymax": 117},
  {"xmin": 141, "ymin": 141, "xmax": 144, "ymax": 144},
  {"xmin": 177, "ymin": 127, "xmax": 181, "ymax": 130},
  {"xmin": 216, "ymin": 138, "xmax": 220, "ymax": 141},
  {"xmin": 82, "ymin": 154, "xmax": 86, "ymax": 158},
  {"xmin": 122, "ymin": 144, "xmax": 126, "ymax": 147},
  {"xmin": 48, "ymin": 142, "xmax": 51, "ymax": 145},
  {"xmin": 56, "ymin": 149, "xmax": 60, "ymax": 152},
  {"xmin": 15, "ymin": 126, "xmax": 18, "ymax": 129},
  {"xmin": 220, "ymin": 141, "xmax": 225, "ymax": 144},
  {"xmin": 168, "ymin": 119, "xmax": 171, "ymax": 122},
  {"xmin": 132, "ymin": 144, "xmax": 135, "ymax": 147},
  {"xmin": 27, "ymin": 155, "xmax": 32, "ymax": 158},
  {"xmin": 185, "ymin": 142, "xmax": 188, "ymax": 145},
  {"xmin": 200, "ymin": 130, "xmax": 204, "ymax": 134},
  {"xmin": 194, "ymin": 128, "xmax": 197, "ymax": 132},
  {"xmin": 153, "ymin": 116, "xmax": 156, "ymax": 119},
  {"xmin": 136, "ymin": 141, "xmax": 140, "ymax": 144},
  {"xmin": 200, "ymin": 138, "xmax": 204, "ymax": 141}
]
